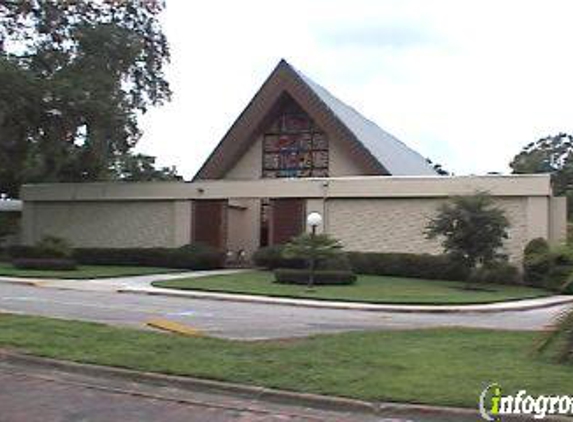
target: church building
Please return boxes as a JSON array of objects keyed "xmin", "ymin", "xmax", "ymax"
[{"xmin": 20, "ymin": 60, "xmax": 566, "ymax": 263}]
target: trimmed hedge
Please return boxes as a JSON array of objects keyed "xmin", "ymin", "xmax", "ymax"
[
  {"xmin": 468, "ymin": 261, "xmax": 521, "ymax": 285},
  {"xmin": 9, "ymin": 245, "xmax": 66, "ymax": 260},
  {"xmin": 73, "ymin": 243, "xmax": 224, "ymax": 270},
  {"xmin": 252, "ymin": 245, "xmax": 306, "ymax": 269},
  {"xmin": 274, "ymin": 268, "xmax": 357, "ymax": 285},
  {"xmin": 8, "ymin": 236, "xmax": 74, "ymax": 260},
  {"xmin": 346, "ymin": 251, "xmax": 470, "ymax": 282},
  {"xmin": 12, "ymin": 258, "xmax": 77, "ymax": 271},
  {"xmin": 253, "ymin": 245, "xmax": 353, "ymax": 271}
]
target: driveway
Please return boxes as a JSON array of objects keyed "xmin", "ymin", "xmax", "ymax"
[{"xmin": 0, "ymin": 283, "xmax": 566, "ymax": 339}]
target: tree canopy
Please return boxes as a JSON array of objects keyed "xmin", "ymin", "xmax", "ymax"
[
  {"xmin": 510, "ymin": 133, "xmax": 573, "ymax": 195},
  {"xmin": 0, "ymin": 0, "xmax": 178, "ymax": 196}
]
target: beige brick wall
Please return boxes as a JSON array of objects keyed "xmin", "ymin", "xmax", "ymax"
[
  {"xmin": 326, "ymin": 197, "xmax": 529, "ymax": 262},
  {"xmin": 25, "ymin": 201, "xmax": 184, "ymax": 248},
  {"xmin": 227, "ymin": 198, "xmax": 260, "ymax": 256}
]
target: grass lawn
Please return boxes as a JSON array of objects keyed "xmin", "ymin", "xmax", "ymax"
[
  {"xmin": 0, "ymin": 314, "xmax": 570, "ymax": 408},
  {"xmin": 0, "ymin": 262, "xmax": 180, "ymax": 279},
  {"xmin": 153, "ymin": 271, "xmax": 552, "ymax": 305}
]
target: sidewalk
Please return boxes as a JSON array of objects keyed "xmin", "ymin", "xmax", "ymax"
[{"xmin": 1, "ymin": 270, "xmax": 572, "ymax": 314}]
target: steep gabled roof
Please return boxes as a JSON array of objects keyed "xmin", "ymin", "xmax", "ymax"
[
  {"xmin": 193, "ymin": 59, "xmax": 436, "ymax": 180},
  {"xmin": 294, "ymin": 67, "xmax": 436, "ymax": 176}
]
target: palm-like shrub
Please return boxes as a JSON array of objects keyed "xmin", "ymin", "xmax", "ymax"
[
  {"xmin": 537, "ymin": 306, "xmax": 573, "ymax": 362},
  {"xmin": 282, "ymin": 233, "xmax": 345, "ymax": 287},
  {"xmin": 283, "ymin": 233, "xmax": 343, "ymax": 265}
]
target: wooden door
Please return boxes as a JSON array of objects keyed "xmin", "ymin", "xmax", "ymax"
[
  {"xmin": 192, "ymin": 200, "xmax": 227, "ymax": 250},
  {"xmin": 270, "ymin": 199, "xmax": 305, "ymax": 245}
]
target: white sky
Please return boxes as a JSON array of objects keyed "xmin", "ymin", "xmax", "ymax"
[{"xmin": 137, "ymin": 0, "xmax": 573, "ymax": 179}]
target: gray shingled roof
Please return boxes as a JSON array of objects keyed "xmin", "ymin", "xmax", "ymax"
[{"xmin": 292, "ymin": 64, "xmax": 437, "ymax": 176}]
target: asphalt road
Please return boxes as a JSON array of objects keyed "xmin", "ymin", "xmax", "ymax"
[{"xmin": 0, "ymin": 283, "xmax": 567, "ymax": 339}]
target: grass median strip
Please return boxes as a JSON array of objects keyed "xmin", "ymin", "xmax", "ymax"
[
  {"xmin": 0, "ymin": 262, "xmax": 180, "ymax": 279},
  {"xmin": 0, "ymin": 314, "xmax": 571, "ymax": 408},
  {"xmin": 153, "ymin": 271, "xmax": 551, "ymax": 305}
]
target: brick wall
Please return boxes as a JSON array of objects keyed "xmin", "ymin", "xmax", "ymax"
[
  {"xmin": 26, "ymin": 201, "xmax": 178, "ymax": 248},
  {"xmin": 326, "ymin": 197, "xmax": 528, "ymax": 262}
]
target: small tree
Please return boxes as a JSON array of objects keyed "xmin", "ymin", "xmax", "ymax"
[
  {"xmin": 283, "ymin": 233, "xmax": 343, "ymax": 288},
  {"xmin": 425, "ymin": 192, "xmax": 510, "ymax": 271}
]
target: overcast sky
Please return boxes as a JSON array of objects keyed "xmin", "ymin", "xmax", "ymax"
[{"xmin": 137, "ymin": 0, "xmax": 573, "ymax": 179}]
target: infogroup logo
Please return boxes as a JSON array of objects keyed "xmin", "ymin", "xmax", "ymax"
[{"xmin": 479, "ymin": 383, "xmax": 573, "ymax": 420}]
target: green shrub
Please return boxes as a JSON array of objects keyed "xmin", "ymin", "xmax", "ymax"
[
  {"xmin": 0, "ymin": 212, "xmax": 19, "ymax": 244},
  {"xmin": 521, "ymin": 239, "xmax": 573, "ymax": 290},
  {"xmin": 9, "ymin": 236, "xmax": 73, "ymax": 260},
  {"xmin": 544, "ymin": 265, "xmax": 573, "ymax": 291},
  {"xmin": 560, "ymin": 273, "xmax": 573, "ymax": 294},
  {"xmin": 12, "ymin": 258, "xmax": 77, "ymax": 271},
  {"xmin": 551, "ymin": 246, "xmax": 573, "ymax": 266},
  {"xmin": 523, "ymin": 238, "xmax": 554, "ymax": 287},
  {"xmin": 252, "ymin": 245, "xmax": 306, "ymax": 270},
  {"xmin": 253, "ymin": 245, "xmax": 353, "ymax": 271},
  {"xmin": 37, "ymin": 236, "xmax": 73, "ymax": 258},
  {"xmin": 523, "ymin": 251, "xmax": 553, "ymax": 286},
  {"xmin": 317, "ymin": 254, "xmax": 352, "ymax": 271},
  {"xmin": 346, "ymin": 251, "xmax": 470, "ymax": 282},
  {"xmin": 176, "ymin": 244, "xmax": 225, "ymax": 269},
  {"xmin": 468, "ymin": 261, "xmax": 521, "ymax": 285},
  {"xmin": 524, "ymin": 238, "xmax": 550, "ymax": 256},
  {"xmin": 74, "ymin": 243, "xmax": 224, "ymax": 270},
  {"xmin": 274, "ymin": 268, "xmax": 356, "ymax": 285}
]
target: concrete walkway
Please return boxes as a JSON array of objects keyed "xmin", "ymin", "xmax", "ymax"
[
  {"xmin": 0, "ymin": 270, "xmax": 243, "ymax": 291},
  {"xmin": 0, "ymin": 270, "xmax": 572, "ymax": 313}
]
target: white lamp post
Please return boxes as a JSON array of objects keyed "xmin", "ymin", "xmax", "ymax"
[
  {"xmin": 306, "ymin": 212, "xmax": 323, "ymax": 289},
  {"xmin": 306, "ymin": 212, "xmax": 323, "ymax": 236}
]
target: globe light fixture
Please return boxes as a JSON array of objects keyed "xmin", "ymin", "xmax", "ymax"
[{"xmin": 306, "ymin": 212, "xmax": 323, "ymax": 232}]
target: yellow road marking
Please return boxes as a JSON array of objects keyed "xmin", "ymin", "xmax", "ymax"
[{"xmin": 146, "ymin": 318, "xmax": 205, "ymax": 337}]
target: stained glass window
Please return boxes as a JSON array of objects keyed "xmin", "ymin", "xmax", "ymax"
[{"xmin": 262, "ymin": 108, "xmax": 328, "ymax": 178}]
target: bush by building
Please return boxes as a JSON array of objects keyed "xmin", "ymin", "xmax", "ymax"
[
  {"xmin": 468, "ymin": 261, "xmax": 521, "ymax": 285},
  {"xmin": 523, "ymin": 238, "xmax": 573, "ymax": 291},
  {"xmin": 8, "ymin": 236, "xmax": 76, "ymax": 270},
  {"xmin": 74, "ymin": 243, "xmax": 224, "ymax": 270},
  {"xmin": 346, "ymin": 251, "xmax": 470, "ymax": 282},
  {"xmin": 12, "ymin": 258, "xmax": 77, "ymax": 270},
  {"xmin": 252, "ymin": 245, "xmax": 306, "ymax": 269}
]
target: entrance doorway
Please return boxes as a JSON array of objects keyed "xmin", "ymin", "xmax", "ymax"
[
  {"xmin": 192, "ymin": 200, "xmax": 227, "ymax": 249},
  {"xmin": 263, "ymin": 198, "xmax": 305, "ymax": 246}
]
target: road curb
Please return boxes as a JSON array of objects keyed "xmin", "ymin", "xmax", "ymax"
[
  {"xmin": 118, "ymin": 287, "xmax": 573, "ymax": 314},
  {"xmin": 2, "ymin": 274, "xmax": 572, "ymax": 314},
  {"xmin": 0, "ymin": 278, "xmax": 39, "ymax": 287},
  {"xmin": 3, "ymin": 351, "xmax": 573, "ymax": 421},
  {"xmin": 0, "ymin": 349, "xmax": 479, "ymax": 418}
]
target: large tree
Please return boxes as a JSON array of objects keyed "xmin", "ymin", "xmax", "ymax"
[
  {"xmin": 0, "ymin": 0, "xmax": 177, "ymax": 197},
  {"xmin": 510, "ymin": 133, "xmax": 573, "ymax": 195}
]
